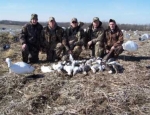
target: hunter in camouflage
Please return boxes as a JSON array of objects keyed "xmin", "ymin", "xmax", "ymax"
[
  {"xmin": 103, "ymin": 19, "xmax": 124, "ymax": 61},
  {"xmin": 66, "ymin": 18, "xmax": 85, "ymax": 59},
  {"xmin": 19, "ymin": 14, "xmax": 43, "ymax": 63},
  {"xmin": 41, "ymin": 17, "xmax": 69, "ymax": 62},
  {"xmin": 86, "ymin": 17, "xmax": 105, "ymax": 58}
]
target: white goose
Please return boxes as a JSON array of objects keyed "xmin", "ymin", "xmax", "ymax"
[
  {"xmin": 92, "ymin": 57, "xmax": 102, "ymax": 65},
  {"xmin": 90, "ymin": 57, "xmax": 104, "ymax": 73},
  {"xmin": 139, "ymin": 34, "xmax": 150, "ymax": 41},
  {"xmin": 122, "ymin": 40, "xmax": 138, "ymax": 52},
  {"xmin": 41, "ymin": 65, "xmax": 53, "ymax": 73},
  {"xmin": 52, "ymin": 62, "xmax": 63, "ymax": 72},
  {"xmin": 80, "ymin": 63, "xmax": 91, "ymax": 75},
  {"xmin": 73, "ymin": 66, "xmax": 82, "ymax": 76},
  {"xmin": 69, "ymin": 54, "xmax": 74, "ymax": 62},
  {"xmin": 5, "ymin": 58, "xmax": 35, "ymax": 74},
  {"xmin": 63, "ymin": 64, "xmax": 73, "ymax": 76},
  {"xmin": 63, "ymin": 61, "xmax": 76, "ymax": 76},
  {"xmin": 85, "ymin": 57, "xmax": 96, "ymax": 65},
  {"xmin": 106, "ymin": 61, "xmax": 122, "ymax": 74},
  {"xmin": 90, "ymin": 64, "xmax": 100, "ymax": 73}
]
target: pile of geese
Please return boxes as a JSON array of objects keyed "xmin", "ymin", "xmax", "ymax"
[{"xmin": 41, "ymin": 54, "xmax": 122, "ymax": 76}]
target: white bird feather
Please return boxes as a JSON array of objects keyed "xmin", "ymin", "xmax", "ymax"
[{"xmin": 5, "ymin": 58, "xmax": 35, "ymax": 74}]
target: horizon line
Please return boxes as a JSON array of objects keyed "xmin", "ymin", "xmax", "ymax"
[{"xmin": 0, "ymin": 20, "xmax": 150, "ymax": 25}]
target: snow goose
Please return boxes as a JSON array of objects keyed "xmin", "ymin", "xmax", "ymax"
[
  {"xmin": 92, "ymin": 57, "xmax": 102, "ymax": 65},
  {"xmin": 5, "ymin": 58, "xmax": 35, "ymax": 74},
  {"xmin": 41, "ymin": 65, "xmax": 53, "ymax": 73},
  {"xmin": 63, "ymin": 60, "xmax": 76, "ymax": 76},
  {"xmin": 90, "ymin": 64, "xmax": 100, "ymax": 73},
  {"xmin": 69, "ymin": 54, "xmax": 74, "ymax": 62},
  {"xmin": 85, "ymin": 57, "xmax": 96, "ymax": 65},
  {"xmin": 73, "ymin": 66, "xmax": 82, "ymax": 76},
  {"xmin": 122, "ymin": 40, "xmax": 138, "ymax": 52},
  {"xmin": 79, "ymin": 63, "xmax": 91, "ymax": 75},
  {"xmin": 139, "ymin": 34, "xmax": 150, "ymax": 41},
  {"xmin": 106, "ymin": 61, "xmax": 122, "ymax": 74},
  {"xmin": 52, "ymin": 62, "xmax": 63, "ymax": 72},
  {"xmin": 90, "ymin": 57, "xmax": 105, "ymax": 73},
  {"xmin": 72, "ymin": 60, "xmax": 86, "ymax": 66},
  {"xmin": 123, "ymin": 32, "xmax": 130, "ymax": 39}
]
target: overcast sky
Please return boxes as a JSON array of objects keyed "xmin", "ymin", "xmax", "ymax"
[{"xmin": 0, "ymin": 0, "xmax": 150, "ymax": 24}]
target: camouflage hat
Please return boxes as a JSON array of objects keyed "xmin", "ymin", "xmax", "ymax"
[
  {"xmin": 93, "ymin": 17, "xmax": 99, "ymax": 22},
  {"xmin": 49, "ymin": 17, "xmax": 55, "ymax": 21},
  {"xmin": 71, "ymin": 18, "xmax": 78, "ymax": 22},
  {"xmin": 31, "ymin": 14, "xmax": 38, "ymax": 20}
]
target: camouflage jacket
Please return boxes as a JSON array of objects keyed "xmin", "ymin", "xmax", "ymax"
[
  {"xmin": 66, "ymin": 25, "xmax": 85, "ymax": 47},
  {"xmin": 104, "ymin": 25, "xmax": 124, "ymax": 50},
  {"xmin": 19, "ymin": 22, "xmax": 43, "ymax": 47},
  {"xmin": 86, "ymin": 22, "xmax": 105, "ymax": 45},
  {"xmin": 41, "ymin": 25, "xmax": 69, "ymax": 51}
]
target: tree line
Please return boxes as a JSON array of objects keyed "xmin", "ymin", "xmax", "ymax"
[{"xmin": 0, "ymin": 20, "xmax": 150, "ymax": 31}]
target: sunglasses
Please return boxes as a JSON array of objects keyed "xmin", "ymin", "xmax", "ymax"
[{"xmin": 72, "ymin": 21, "xmax": 77, "ymax": 24}]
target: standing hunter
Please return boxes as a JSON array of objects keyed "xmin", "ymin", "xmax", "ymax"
[
  {"xmin": 19, "ymin": 14, "xmax": 43, "ymax": 63},
  {"xmin": 86, "ymin": 17, "xmax": 105, "ymax": 58},
  {"xmin": 66, "ymin": 18, "xmax": 85, "ymax": 59},
  {"xmin": 41, "ymin": 17, "xmax": 69, "ymax": 62}
]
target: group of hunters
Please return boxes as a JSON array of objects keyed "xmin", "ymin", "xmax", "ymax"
[{"xmin": 19, "ymin": 14, "xmax": 124, "ymax": 64}]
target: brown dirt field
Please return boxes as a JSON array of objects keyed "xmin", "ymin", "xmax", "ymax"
[{"xmin": 0, "ymin": 31, "xmax": 150, "ymax": 115}]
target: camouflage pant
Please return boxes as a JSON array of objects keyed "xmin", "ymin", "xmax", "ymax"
[
  {"xmin": 91, "ymin": 41, "xmax": 104, "ymax": 58},
  {"xmin": 103, "ymin": 45, "xmax": 124, "ymax": 61},
  {"xmin": 113, "ymin": 45, "xmax": 124, "ymax": 58},
  {"xmin": 22, "ymin": 44, "xmax": 39, "ymax": 63},
  {"xmin": 72, "ymin": 46, "xmax": 82, "ymax": 59},
  {"xmin": 46, "ymin": 43, "xmax": 67, "ymax": 62}
]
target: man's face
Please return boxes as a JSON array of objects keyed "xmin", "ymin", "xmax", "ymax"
[
  {"xmin": 109, "ymin": 22, "xmax": 116, "ymax": 30},
  {"xmin": 31, "ymin": 19, "xmax": 38, "ymax": 25},
  {"xmin": 49, "ymin": 20, "xmax": 56, "ymax": 28},
  {"xmin": 71, "ymin": 21, "xmax": 78, "ymax": 28},
  {"xmin": 93, "ymin": 20, "xmax": 99, "ymax": 28}
]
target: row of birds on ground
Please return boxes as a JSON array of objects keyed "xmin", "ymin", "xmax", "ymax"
[
  {"xmin": 5, "ymin": 54, "xmax": 121, "ymax": 77},
  {"xmin": 5, "ymin": 40, "xmax": 139, "ymax": 76},
  {"xmin": 3, "ymin": 28, "xmax": 150, "ymax": 76}
]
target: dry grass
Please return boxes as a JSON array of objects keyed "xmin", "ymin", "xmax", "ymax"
[
  {"xmin": 4, "ymin": 49, "xmax": 15, "ymax": 58},
  {"xmin": 0, "ymin": 31, "xmax": 150, "ymax": 115}
]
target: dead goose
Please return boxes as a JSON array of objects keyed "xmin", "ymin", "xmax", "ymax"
[
  {"xmin": 73, "ymin": 66, "xmax": 82, "ymax": 76},
  {"xmin": 79, "ymin": 63, "xmax": 91, "ymax": 75},
  {"xmin": 63, "ymin": 61, "xmax": 76, "ymax": 76},
  {"xmin": 106, "ymin": 60, "xmax": 122, "ymax": 74},
  {"xmin": 41, "ymin": 65, "xmax": 53, "ymax": 73},
  {"xmin": 52, "ymin": 62, "xmax": 63, "ymax": 72}
]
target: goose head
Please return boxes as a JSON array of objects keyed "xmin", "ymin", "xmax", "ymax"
[
  {"xmin": 69, "ymin": 54, "xmax": 74, "ymax": 62},
  {"xmin": 96, "ymin": 59, "xmax": 102, "ymax": 64},
  {"xmin": 5, "ymin": 58, "xmax": 11, "ymax": 67}
]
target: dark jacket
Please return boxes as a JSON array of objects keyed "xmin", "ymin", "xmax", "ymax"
[
  {"xmin": 41, "ymin": 24, "xmax": 69, "ymax": 51},
  {"xmin": 86, "ymin": 22, "xmax": 105, "ymax": 45},
  {"xmin": 19, "ymin": 22, "xmax": 43, "ymax": 47},
  {"xmin": 104, "ymin": 25, "xmax": 124, "ymax": 50},
  {"xmin": 66, "ymin": 25, "xmax": 85, "ymax": 47}
]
